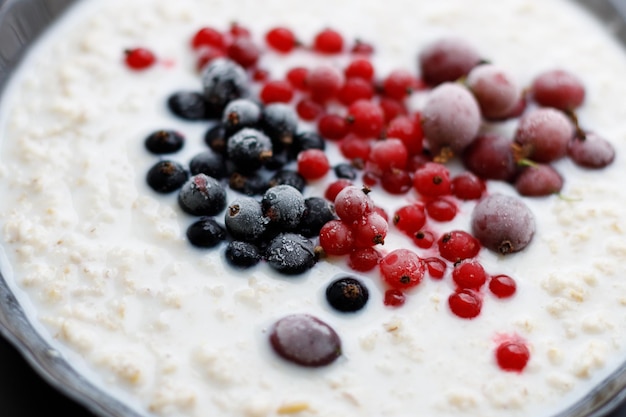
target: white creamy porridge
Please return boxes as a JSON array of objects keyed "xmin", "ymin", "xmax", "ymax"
[{"xmin": 2, "ymin": 0, "xmax": 626, "ymax": 416}]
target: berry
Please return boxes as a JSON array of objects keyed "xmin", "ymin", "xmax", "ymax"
[
  {"xmin": 514, "ymin": 164, "xmax": 564, "ymax": 197},
  {"xmin": 466, "ymin": 64, "xmax": 519, "ymax": 119},
  {"xmin": 514, "ymin": 108, "xmax": 574, "ymax": 163},
  {"xmin": 262, "ymin": 185, "xmax": 306, "ymax": 231},
  {"xmin": 124, "ymin": 47, "xmax": 156, "ymax": 70},
  {"xmin": 452, "ymin": 260, "xmax": 488, "ymax": 290},
  {"xmin": 338, "ymin": 77, "xmax": 375, "ymax": 105},
  {"xmin": 146, "ymin": 160, "xmax": 188, "ymax": 193},
  {"xmin": 368, "ymin": 139, "xmax": 408, "ymax": 172},
  {"xmin": 379, "ymin": 249, "xmax": 425, "ymax": 290},
  {"xmin": 413, "ymin": 162, "xmax": 451, "ymax": 197},
  {"xmin": 225, "ymin": 241, "xmax": 262, "ymax": 268},
  {"xmin": 451, "ymin": 172, "xmax": 485, "ymax": 200},
  {"xmin": 413, "ymin": 230, "xmax": 436, "ymax": 249},
  {"xmin": 425, "ymin": 198, "xmax": 457, "ymax": 222},
  {"xmin": 186, "ymin": 217, "xmax": 227, "ymax": 248},
  {"xmin": 383, "ymin": 289, "xmax": 406, "ymax": 307},
  {"xmin": 419, "ymin": 38, "xmax": 481, "ymax": 86},
  {"xmin": 334, "ymin": 163, "xmax": 358, "ymax": 180},
  {"xmin": 568, "ymin": 132, "xmax": 616, "ymax": 169},
  {"xmin": 344, "ymin": 58, "xmax": 375, "ymax": 80},
  {"xmin": 225, "ymin": 196, "xmax": 268, "ymax": 241},
  {"xmin": 489, "ymin": 274, "xmax": 517, "ymax": 298},
  {"xmin": 265, "ymin": 27, "xmax": 297, "ymax": 53},
  {"xmin": 319, "ymin": 220, "xmax": 354, "ymax": 256},
  {"xmin": 260, "ymin": 80, "xmax": 295, "ymax": 104},
  {"xmin": 393, "ymin": 204, "xmax": 427, "ymax": 236},
  {"xmin": 348, "ymin": 247, "xmax": 381, "ymax": 272},
  {"xmin": 227, "ymin": 128, "xmax": 273, "ymax": 172},
  {"xmin": 307, "ymin": 66, "xmax": 343, "ymax": 102},
  {"xmin": 229, "ymin": 22, "xmax": 251, "ymax": 38},
  {"xmin": 202, "ymin": 58, "xmax": 249, "ymax": 113},
  {"xmin": 222, "ymin": 98, "xmax": 261, "ymax": 136},
  {"xmin": 495, "ymin": 340, "xmax": 530, "ymax": 372},
  {"xmin": 326, "ymin": 277, "xmax": 369, "ymax": 313},
  {"xmin": 325, "ymin": 179, "xmax": 353, "ymax": 202},
  {"xmin": 352, "ymin": 211, "xmax": 389, "ymax": 247},
  {"xmin": 227, "ymin": 37, "xmax": 260, "ymax": 68},
  {"xmin": 318, "ymin": 114, "xmax": 350, "ymax": 141},
  {"xmin": 351, "ymin": 39, "xmax": 374, "ymax": 54},
  {"xmin": 382, "ymin": 69, "xmax": 419, "ymax": 100},
  {"xmin": 334, "ymin": 186, "xmax": 373, "ymax": 223},
  {"xmin": 144, "ymin": 130, "xmax": 184, "ymax": 154},
  {"xmin": 339, "ymin": 135, "xmax": 371, "ymax": 161},
  {"xmin": 266, "ymin": 233, "xmax": 317, "ymax": 275},
  {"xmin": 424, "ymin": 257, "xmax": 446, "ymax": 279},
  {"xmin": 260, "ymin": 103, "xmax": 298, "ymax": 149},
  {"xmin": 297, "ymin": 149, "xmax": 330, "ymax": 180},
  {"xmin": 191, "ymin": 27, "xmax": 225, "ymax": 50},
  {"xmin": 448, "ymin": 289, "xmax": 482, "ymax": 319},
  {"xmin": 269, "ymin": 170, "xmax": 306, "ymax": 192},
  {"xmin": 296, "ymin": 99, "xmax": 323, "ymax": 121},
  {"xmin": 286, "ymin": 67, "xmax": 309, "ymax": 90},
  {"xmin": 189, "ymin": 150, "xmax": 227, "ymax": 179},
  {"xmin": 471, "ymin": 194, "xmax": 535, "ymax": 255},
  {"xmin": 422, "ymin": 83, "xmax": 481, "ymax": 153},
  {"xmin": 313, "ymin": 28, "xmax": 344, "ymax": 54},
  {"xmin": 269, "ymin": 314, "xmax": 341, "ymax": 367},
  {"xmin": 346, "ymin": 99, "xmax": 384, "ymax": 138},
  {"xmin": 437, "ymin": 231, "xmax": 480, "ymax": 263},
  {"xmin": 196, "ymin": 47, "xmax": 227, "ymax": 72},
  {"xmin": 462, "ymin": 133, "xmax": 517, "ymax": 181},
  {"xmin": 204, "ymin": 123, "xmax": 228, "ymax": 153},
  {"xmin": 292, "ymin": 131, "xmax": 327, "ymax": 156},
  {"xmin": 299, "ymin": 197, "xmax": 337, "ymax": 237},
  {"xmin": 168, "ymin": 91, "xmax": 212, "ymax": 120},
  {"xmin": 229, "ymin": 172, "xmax": 268, "ymax": 196},
  {"xmin": 379, "ymin": 97, "xmax": 407, "ymax": 123},
  {"xmin": 380, "ymin": 169, "xmax": 412, "ymax": 194},
  {"xmin": 386, "ymin": 115, "xmax": 423, "ymax": 156},
  {"xmin": 178, "ymin": 174, "xmax": 227, "ymax": 216},
  {"xmin": 531, "ymin": 69, "xmax": 585, "ymax": 110}
]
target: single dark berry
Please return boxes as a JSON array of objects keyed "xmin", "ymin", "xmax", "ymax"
[
  {"xmin": 145, "ymin": 130, "xmax": 185, "ymax": 154},
  {"xmin": 268, "ymin": 170, "xmax": 306, "ymax": 192},
  {"xmin": 260, "ymin": 103, "xmax": 298, "ymax": 151},
  {"xmin": 262, "ymin": 185, "xmax": 306, "ymax": 231},
  {"xmin": 189, "ymin": 150, "xmax": 227, "ymax": 179},
  {"xmin": 146, "ymin": 160, "xmax": 188, "ymax": 193},
  {"xmin": 263, "ymin": 151, "xmax": 290, "ymax": 171},
  {"xmin": 186, "ymin": 217, "xmax": 226, "ymax": 248},
  {"xmin": 334, "ymin": 163, "xmax": 358, "ymax": 180},
  {"xmin": 202, "ymin": 58, "xmax": 249, "ymax": 114},
  {"xmin": 265, "ymin": 233, "xmax": 317, "ymax": 275},
  {"xmin": 229, "ymin": 172, "xmax": 269, "ymax": 196},
  {"xmin": 291, "ymin": 131, "xmax": 326, "ymax": 158},
  {"xmin": 326, "ymin": 277, "xmax": 369, "ymax": 313},
  {"xmin": 298, "ymin": 197, "xmax": 337, "ymax": 237},
  {"xmin": 227, "ymin": 128, "xmax": 273, "ymax": 172},
  {"xmin": 224, "ymin": 240, "xmax": 262, "ymax": 268},
  {"xmin": 225, "ymin": 196, "xmax": 269, "ymax": 241},
  {"xmin": 178, "ymin": 174, "xmax": 227, "ymax": 216},
  {"xmin": 222, "ymin": 98, "xmax": 262, "ymax": 136},
  {"xmin": 168, "ymin": 91, "xmax": 216, "ymax": 120},
  {"xmin": 269, "ymin": 314, "xmax": 341, "ymax": 367},
  {"xmin": 204, "ymin": 123, "xmax": 228, "ymax": 154}
]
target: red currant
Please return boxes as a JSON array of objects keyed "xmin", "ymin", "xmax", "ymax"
[
  {"xmin": 413, "ymin": 230, "xmax": 436, "ymax": 249},
  {"xmin": 260, "ymin": 80, "xmax": 294, "ymax": 104},
  {"xmin": 437, "ymin": 231, "xmax": 480, "ymax": 263},
  {"xmin": 386, "ymin": 115, "xmax": 424, "ymax": 156},
  {"xmin": 227, "ymin": 37, "xmax": 260, "ymax": 68},
  {"xmin": 413, "ymin": 162, "xmax": 451, "ymax": 197},
  {"xmin": 297, "ymin": 149, "xmax": 330, "ymax": 180},
  {"xmin": 426, "ymin": 197, "xmax": 457, "ymax": 222},
  {"xmin": 347, "ymin": 99, "xmax": 384, "ymax": 138},
  {"xmin": 448, "ymin": 289, "xmax": 482, "ymax": 319},
  {"xmin": 489, "ymin": 275, "xmax": 517, "ymax": 298},
  {"xmin": 334, "ymin": 186, "xmax": 373, "ymax": 223},
  {"xmin": 307, "ymin": 66, "xmax": 343, "ymax": 102},
  {"xmin": 324, "ymin": 179, "xmax": 353, "ymax": 202},
  {"xmin": 384, "ymin": 289, "xmax": 406, "ymax": 307},
  {"xmin": 191, "ymin": 27, "xmax": 225, "ymax": 50},
  {"xmin": 382, "ymin": 69, "xmax": 419, "ymax": 100},
  {"xmin": 296, "ymin": 99, "xmax": 323, "ymax": 121},
  {"xmin": 196, "ymin": 47, "xmax": 226, "ymax": 71},
  {"xmin": 393, "ymin": 204, "xmax": 427, "ymax": 236},
  {"xmin": 345, "ymin": 58, "xmax": 375, "ymax": 80},
  {"xmin": 379, "ymin": 97, "xmax": 407, "ymax": 123},
  {"xmin": 452, "ymin": 260, "xmax": 488, "ymax": 290},
  {"xmin": 352, "ymin": 211, "xmax": 388, "ymax": 247},
  {"xmin": 319, "ymin": 220, "xmax": 354, "ymax": 256},
  {"xmin": 286, "ymin": 67, "xmax": 309, "ymax": 90},
  {"xmin": 451, "ymin": 172, "xmax": 485, "ymax": 200},
  {"xmin": 339, "ymin": 136, "xmax": 371, "ymax": 162},
  {"xmin": 318, "ymin": 114, "xmax": 349, "ymax": 141},
  {"xmin": 125, "ymin": 48, "xmax": 156, "ymax": 70},
  {"xmin": 338, "ymin": 77, "xmax": 375, "ymax": 105},
  {"xmin": 265, "ymin": 27, "xmax": 297, "ymax": 53},
  {"xmin": 380, "ymin": 249, "xmax": 425, "ymax": 290},
  {"xmin": 351, "ymin": 40, "xmax": 375, "ymax": 55},
  {"xmin": 348, "ymin": 247, "xmax": 381, "ymax": 272},
  {"xmin": 424, "ymin": 257, "xmax": 446, "ymax": 279},
  {"xmin": 380, "ymin": 169, "xmax": 413, "ymax": 194},
  {"xmin": 313, "ymin": 28, "xmax": 344, "ymax": 54},
  {"xmin": 369, "ymin": 139, "xmax": 409, "ymax": 173},
  {"xmin": 495, "ymin": 340, "xmax": 530, "ymax": 372}
]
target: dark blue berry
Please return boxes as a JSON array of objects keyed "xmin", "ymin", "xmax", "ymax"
[
  {"xmin": 186, "ymin": 217, "xmax": 226, "ymax": 248},
  {"xmin": 189, "ymin": 150, "xmax": 227, "ymax": 179},
  {"xmin": 168, "ymin": 91, "xmax": 217, "ymax": 120},
  {"xmin": 223, "ymin": 98, "xmax": 261, "ymax": 136},
  {"xmin": 291, "ymin": 131, "xmax": 325, "ymax": 158},
  {"xmin": 202, "ymin": 58, "xmax": 249, "ymax": 114},
  {"xmin": 262, "ymin": 185, "xmax": 306, "ymax": 231},
  {"xmin": 227, "ymin": 128, "xmax": 273, "ymax": 172},
  {"xmin": 261, "ymin": 103, "xmax": 298, "ymax": 151},
  {"xmin": 325, "ymin": 277, "xmax": 369, "ymax": 313},
  {"xmin": 269, "ymin": 170, "xmax": 306, "ymax": 192},
  {"xmin": 204, "ymin": 123, "xmax": 228, "ymax": 154},
  {"xmin": 225, "ymin": 196, "xmax": 269, "ymax": 241},
  {"xmin": 225, "ymin": 241, "xmax": 262, "ymax": 268},
  {"xmin": 334, "ymin": 163, "xmax": 358, "ymax": 180},
  {"xmin": 298, "ymin": 197, "xmax": 337, "ymax": 237},
  {"xmin": 229, "ymin": 172, "xmax": 269, "ymax": 196},
  {"xmin": 263, "ymin": 151, "xmax": 289, "ymax": 171},
  {"xmin": 265, "ymin": 233, "xmax": 317, "ymax": 275},
  {"xmin": 146, "ymin": 160, "xmax": 188, "ymax": 193},
  {"xmin": 178, "ymin": 174, "xmax": 227, "ymax": 216},
  {"xmin": 145, "ymin": 130, "xmax": 185, "ymax": 154},
  {"xmin": 269, "ymin": 314, "xmax": 341, "ymax": 367}
]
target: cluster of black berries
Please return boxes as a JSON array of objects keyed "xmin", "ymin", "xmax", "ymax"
[{"xmin": 145, "ymin": 58, "xmax": 336, "ymax": 274}]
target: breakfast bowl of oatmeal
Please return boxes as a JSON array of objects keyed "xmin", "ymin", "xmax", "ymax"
[{"xmin": 3, "ymin": 0, "xmax": 626, "ymax": 416}]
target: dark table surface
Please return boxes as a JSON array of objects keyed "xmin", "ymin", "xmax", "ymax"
[{"xmin": 0, "ymin": 333, "xmax": 625, "ymax": 417}]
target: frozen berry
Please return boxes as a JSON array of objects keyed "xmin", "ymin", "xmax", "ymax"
[
  {"xmin": 225, "ymin": 196, "xmax": 269, "ymax": 241},
  {"xmin": 146, "ymin": 160, "xmax": 188, "ymax": 193},
  {"xmin": 326, "ymin": 277, "xmax": 369, "ymax": 313},
  {"xmin": 262, "ymin": 185, "xmax": 306, "ymax": 231},
  {"xmin": 178, "ymin": 174, "xmax": 227, "ymax": 216},
  {"xmin": 379, "ymin": 249, "xmax": 425, "ymax": 290},
  {"xmin": 145, "ymin": 130, "xmax": 185, "ymax": 154},
  {"xmin": 299, "ymin": 197, "xmax": 337, "ymax": 237},
  {"xmin": 266, "ymin": 233, "xmax": 317, "ymax": 275},
  {"xmin": 186, "ymin": 217, "xmax": 226, "ymax": 248},
  {"xmin": 202, "ymin": 58, "xmax": 249, "ymax": 113},
  {"xmin": 189, "ymin": 150, "xmax": 227, "ymax": 179},
  {"xmin": 227, "ymin": 128, "xmax": 273, "ymax": 172},
  {"xmin": 225, "ymin": 241, "xmax": 262, "ymax": 268},
  {"xmin": 168, "ymin": 91, "xmax": 213, "ymax": 120}
]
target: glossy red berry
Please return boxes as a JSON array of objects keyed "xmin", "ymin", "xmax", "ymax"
[
  {"xmin": 489, "ymin": 274, "xmax": 517, "ymax": 298},
  {"xmin": 384, "ymin": 289, "xmax": 406, "ymax": 307},
  {"xmin": 266, "ymin": 27, "xmax": 297, "ymax": 53},
  {"xmin": 380, "ymin": 249, "xmax": 425, "ymax": 290},
  {"xmin": 191, "ymin": 27, "xmax": 225, "ymax": 50},
  {"xmin": 347, "ymin": 100, "xmax": 384, "ymax": 138},
  {"xmin": 345, "ymin": 58, "xmax": 375, "ymax": 80},
  {"xmin": 352, "ymin": 212, "xmax": 389, "ymax": 247},
  {"xmin": 379, "ymin": 97, "xmax": 407, "ymax": 123},
  {"xmin": 393, "ymin": 204, "xmax": 427, "ymax": 235},
  {"xmin": 334, "ymin": 186, "xmax": 374, "ymax": 223},
  {"xmin": 286, "ymin": 67, "xmax": 309, "ymax": 90},
  {"xmin": 413, "ymin": 230, "xmax": 436, "ymax": 249},
  {"xmin": 382, "ymin": 69, "xmax": 419, "ymax": 100},
  {"xmin": 324, "ymin": 179, "xmax": 353, "ymax": 202},
  {"xmin": 296, "ymin": 99, "xmax": 323, "ymax": 121},
  {"xmin": 338, "ymin": 77, "xmax": 375, "ymax": 105},
  {"xmin": 369, "ymin": 139, "xmax": 408, "ymax": 173},
  {"xmin": 260, "ymin": 80, "xmax": 294, "ymax": 104},
  {"xmin": 424, "ymin": 257, "xmax": 446, "ymax": 279},
  {"xmin": 307, "ymin": 66, "xmax": 343, "ymax": 102},
  {"xmin": 313, "ymin": 28, "xmax": 344, "ymax": 54},
  {"xmin": 227, "ymin": 37, "xmax": 260, "ymax": 68},
  {"xmin": 339, "ymin": 136, "xmax": 371, "ymax": 161},
  {"xmin": 426, "ymin": 198, "xmax": 457, "ymax": 222},
  {"xmin": 448, "ymin": 289, "xmax": 482, "ymax": 319},
  {"xmin": 451, "ymin": 172, "xmax": 485, "ymax": 200},
  {"xmin": 319, "ymin": 220, "xmax": 354, "ymax": 256},
  {"xmin": 452, "ymin": 260, "xmax": 488, "ymax": 290},
  {"xmin": 437, "ymin": 230, "xmax": 480, "ymax": 263},
  {"xmin": 380, "ymin": 169, "xmax": 413, "ymax": 194},
  {"xmin": 351, "ymin": 40, "xmax": 374, "ymax": 55},
  {"xmin": 349, "ymin": 247, "xmax": 381, "ymax": 272},
  {"xmin": 386, "ymin": 115, "xmax": 424, "ymax": 156},
  {"xmin": 318, "ymin": 114, "xmax": 350, "ymax": 141},
  {"xmin": 496, "ymin": 340, "xmax": 530, "ymax": 372},
  {"xmin": 297, "ymin": 149, "xmax": 330, "ymax": 180},
  {"xmin": 125, "ymin": 48, "xmax": 156, "ymax": 70},
  {"xmin": 413, "ymin": 162, "xmax": 451, "ymax": 197}
]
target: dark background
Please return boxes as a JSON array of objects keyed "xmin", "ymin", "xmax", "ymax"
[{"xmin": 0, "ymin": 334, "xmax": 625, "ymax": 417}]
